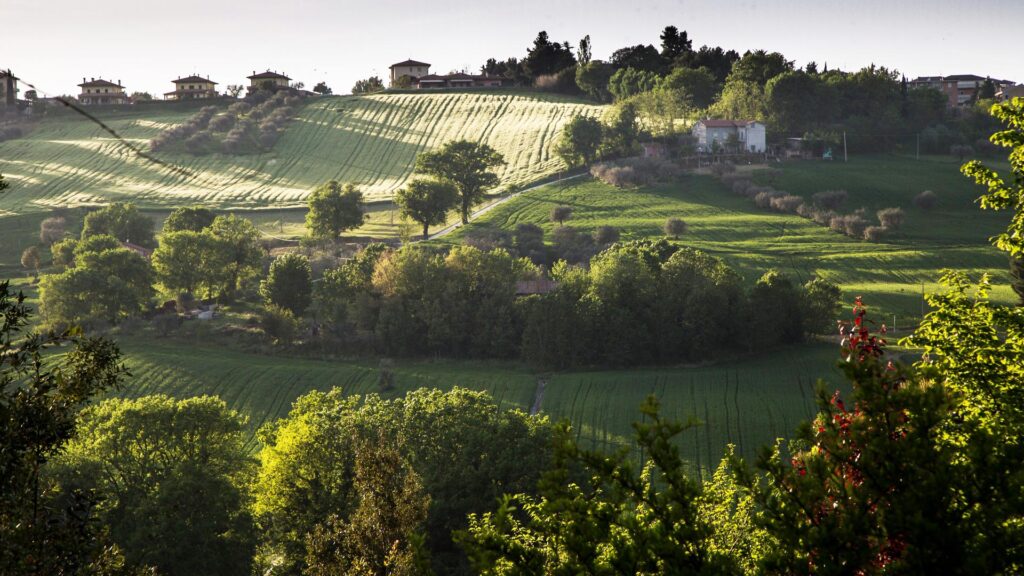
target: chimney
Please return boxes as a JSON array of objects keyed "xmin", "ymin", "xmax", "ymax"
[{"xmin": 82, "ymin": 77, "xmax": 86, "ymax": 84}]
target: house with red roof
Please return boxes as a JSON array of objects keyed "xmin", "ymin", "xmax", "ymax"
[
  {"xmin": 165, "ymin": 75, "xmax": 218, "ymax": 100},
  {"xmin": 78, "ymin": 78, "xmax": 128, "ymax": 106},
  {"xmin": 692, "ymin": 119, "xmax": 766, "ymax": 153},
  {"xmin": 389, "ymin": 59, "xmax": 431, "ymax": 87},
  {"xmin": 247, "ymin": 70, "xmax": 291, "ymax": 92}
]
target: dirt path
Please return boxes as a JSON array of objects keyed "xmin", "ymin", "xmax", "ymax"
[
  {"xmin": 428, "ymin": 173, "xmax": 586, "ymax": 240},
  {"xmin": 530, "ymin": 378, "xmax": 548, "ymax": 416}
]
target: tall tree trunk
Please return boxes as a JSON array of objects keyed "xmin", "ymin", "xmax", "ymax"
[{"xmin": 422, "ymin": 223, "xmax": 430, "ymax": 240}]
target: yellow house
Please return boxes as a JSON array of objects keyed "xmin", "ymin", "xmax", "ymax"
[
  {"xmin": 247, "ymin": 70, "xmax": 291, "ymax": 92},
  {"xmin": 78, "ymin": 78, "xmax": 127, "ymax": 106},
  {"xmin": 389, "ymin": 59, "xmax": 430, "ymax": 87},
  {"xmin": 165, "ymin": 75, "xmax": 218, "ymax": 100}
]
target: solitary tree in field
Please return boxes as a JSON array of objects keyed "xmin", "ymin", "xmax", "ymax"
[
  {"xmin": 0, "ymin": 173, "xmax": 8, "ymax": 193},
  {"xmin": 20, "ymin": 246, "xmax": 40, "ymax": 276},
  {"xmin": 225, "ymin": 84, "xmax": 244, "ymax": 98},
  {"xmin": 39, "ymin": 216, "xmax": 67, "ymax": 245},
  {"xmin": 306, "ymin": 181, "xmax": 367, "ymax": 240},
  {"xmin": 414, "ymin": 140, "xmax": 506, "ymax": 224},
  {"xmin": 313, "ymin": 81, "xmax": 333, "ymax": 95},
  {"xmin": 554, "ymin": 115, "xmax": 603, "ymax": 167},
  {"xmin": 665, "ymin": 217, "xmax": 688, "ymax": 239},
  {"xmin": 550, "ymin": 205, "xmax": 573, "ymax": 226},
  {"xmin": 394, "ymin": 178, "xmax": 459, "ymax": 239}
]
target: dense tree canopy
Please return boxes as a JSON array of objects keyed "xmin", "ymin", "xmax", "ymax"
[
  {"xmin": 163, "ymin": 206, "xmax": 216, "ymax": 233},
  {"xmin": 261, "ymin": 253, "xmax": 312, "ymax": 316},
  {"xmin": 81, "ymin": 202, "xmax": 156, "ymax": 248}
]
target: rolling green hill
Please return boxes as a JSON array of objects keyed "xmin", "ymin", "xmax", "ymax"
[
  {"xmin": 437, "ymin": 155, "xmax": 1015, "ymax": 323},
  {"xmin": 0, "ymin": 91, "xmax": 602, "ymax": 215}
]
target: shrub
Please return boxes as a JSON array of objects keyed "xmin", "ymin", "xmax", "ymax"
[
  {"xmin": 227, "ymin": 102, "xmax": 252, "ymax": 115},
  {"xmin": 550, "ymin": 206, "xmax": 573, "ymax": 225},
  {"xmin": 551, "ymin": 226, "xmax": 595, "ymax": 264},
  {"xmin": 830, "ymin": 214, "xmax": 869, "ymax": 238},
  {"xmin": 259, "ymin": 129, "xmax": 280, "ymax": 149},
  {"xmin": 770, "ymin": 195, "xmax": 804, "ymax": 214},
  {"xmin": 914, "ymin": 190, "xmax": 937, "ymax": 211},
  {"xmin": 754, "ymin": 190, "xmax": 786, "ymax": 209},
  {"xmin": 593, "ymin": 225, "xmax": 620, "ymax": 245},
  {"xmin": 664, "ymin": 217, "xmax": 688, "ymax": 239},
  {"xmin": 731, "ymin": 179, "xmax": 754, "ymax": 196},
  {"xmin": 39, "ymin": 216, "xmax": 67, "ymax": 245},
  {"xmin": 877, "ymin": 207, "xmax": 905, "ymax": 230},
  {"xmin": 810, "ymin": 209, "xmax": 835, "ymax": 226},
  {"xmin": 209, "ymin": 114, "xmax": 236, "ymax": 132},
  {"xmin": 260, "ymin": 304, "xmax": 298, "ymax": 345},
  {"xmin": 709, "ymin": 162, "xmax": 736, "ymax": 177},
  {"xmin": 863, "ymin": 226, "xmax": 887, "ymax": 241},
  {"xmin": 184, "ymin": 131, "xmax": 213, "ymax": 155},
  {"xmin": 812, "ymin": 190, "xmax": 848, "ymax": 210},
  {"xmin": 463, "ymin": 228, "xmax": 513, "ymax": 252}
]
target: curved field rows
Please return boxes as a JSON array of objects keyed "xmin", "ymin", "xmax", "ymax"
[
  {"xmin": 115, "ymin": 341, "xmax": 537, "ymax": 448},
  {"xmin": 0, "ymin": 92, "xmax": 603, "ymax": 215}
]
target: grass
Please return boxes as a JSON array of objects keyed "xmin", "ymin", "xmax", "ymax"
[
  {"xmin": 436, "ymin": 155, "xmax": 1015, "ymax": 324},
  {"xmin": 110, "ymin": 336, "xmax": 844, "ymax": 472},
  {"xmin": 0, "ymin": 92, "xmax": 602, "ymax": 215}
]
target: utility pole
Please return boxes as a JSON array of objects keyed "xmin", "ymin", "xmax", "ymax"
[{"xmin": 843, "ymin": 131, "xmax": 848, "ymax": 163}]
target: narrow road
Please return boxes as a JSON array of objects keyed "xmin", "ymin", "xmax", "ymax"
[
  {"xmin": 427, "ymin": 173, "xmax": 587, "ymax": 241},
  {"xmin": 530, "ymin": 378, "xmax": 548, "ymax": 416}
]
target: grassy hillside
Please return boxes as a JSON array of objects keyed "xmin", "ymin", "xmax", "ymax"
[
  {"xmin": 111, "ymin": 337, "xmax": 843, "ymax": 472},
  {"xmin": 0, "ymin": 91, "xmax": 602, "ymax": 215},
  {"xmin": 437, "ymin": 155, "xmax": 1014, "ymax": 323}
]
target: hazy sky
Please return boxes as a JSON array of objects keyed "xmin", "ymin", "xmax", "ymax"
[{"xmin": 4, "ymin": 0, "xmax": 1020, "ymax": 98}]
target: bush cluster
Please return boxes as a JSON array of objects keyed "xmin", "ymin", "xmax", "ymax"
[
  {"xmin": 590, "ymin": 157, "xmax": 681, "ymax": 188},
  {"xmin": 716, "ymin": 170, "xmax": 907, "ymax": 242},
  {"xmin": 149, "ymin": 89, "xmax": 304, "ymax": 156}
]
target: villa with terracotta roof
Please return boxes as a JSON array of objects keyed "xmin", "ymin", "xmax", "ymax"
[
  {"xmin": 165, "ymin": 75, "xmax": 218, "ymax": 100},
  {"xmin": 692, "ymin": 119, "xmax": 766, "ymax": 153},
  {"xmin": 247, "ymin": 70, "xmax": 291, "ymax": 92},
  {"xmin": 389, "ymin": 59, "xmax": 431, "ymax": 86},
  {"xmin": 78, "ymin": 78, "xmax": 127, "ymax": 106}
]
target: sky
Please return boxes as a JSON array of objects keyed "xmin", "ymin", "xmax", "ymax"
[{"xmin": 4, "ymin": 0, "xmax": 1020, "ymax": 98}]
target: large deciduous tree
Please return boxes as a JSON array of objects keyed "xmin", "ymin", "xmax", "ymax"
[
  {"xmin": 260, "ymin": 253, "xmax": 312, "ymax": 316},
  {"xmin": 0, "ymin": 280, "xmax": 130, "ymax": 574},
  {"xmin": 414, "ymin": 141, "xmax": 505, "ymax": 224},
  {"xmin": 54, "ymin": 395, "xmax": 256, "ymax": 576},
  {"xmin": 554, "ymin": 115, "xmax": 604, "ymax": 167},
  {"xmin": 82, "ymin": 202, "xmax": 156, "ymax": 248},
  {"xmin": 163, "ymin": 206, "xmax": 216, "ymax": 233},
  {"xmin": 306, "ymin": 180, "xmax": 367, "ymax": 240},
  {"xmin": 394, "ymin": 178, "xmax": 459, "ymax": 239}
]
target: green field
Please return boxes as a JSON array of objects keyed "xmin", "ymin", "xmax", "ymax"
[
  {"xmin": 437, "ymin": 155, "xmax": 1014, "ymax": 323},
  {"xmin": 110, "ymin": 337, "xmax": 843, "ymax": 473},
  {"xmin": 0, "ymin": 91, "xmax": 601, "ymax": 215}
]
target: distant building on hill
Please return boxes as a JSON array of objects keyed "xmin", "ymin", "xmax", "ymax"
[
  {"xmin": 414, "ymin": 73, "xmax": 503, "ymax": 89},
  {"xmin": 692, "ymin": 120, "xmax": 766, "ymax": 153},
  {"xmin": 247, "ymin": 70, "xmax": 291, "ymax": 92},
  {"xmin": 389, "ymin": 59, "xmax": 431, "ymax": 87},
  {"xmin": 78, "ymin": 78, "xmax": 128, "ymax": 106},
  {"xmin": 997, "ymin": 85, "xmax": 1024, "ymax": 102},
  {"xmin": 909, "ymin": 74, "xmax": 1015, "ymax": 108},
  {"xmin": 165, "ymin": 75, "xmax": 218, "ymax": 100},
  {"xmin": 1, "ymin": 70, "xmax": 18, "ymax": 107}
]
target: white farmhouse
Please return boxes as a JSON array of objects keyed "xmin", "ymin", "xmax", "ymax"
[{"xmin": 693, "ymin": 120, "xmax": 766, "ymax": 153}]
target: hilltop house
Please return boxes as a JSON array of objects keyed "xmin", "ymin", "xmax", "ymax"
[
  {"xmin": 78, "ymin": 78, "xmax": 128, "ymax": 106},
  {"xmin": 414, "ymin": 73, "xmax": 503, "ymax": 89},
  {"xmin": 997, "ymin": 85, "xmax": 1024, "ymax": 101},
  {"xmin": 909, "ymin": 74, "xmax": 1016, "ymax": 108},
  {"xmin": 1, "ymin": 70, "xmax": 18, "ymax": 107},
  {"xmin": 247, "ymin": 70, "xmax": 291, "ymax": 92},
  {"xmin": 692, "ymin": 120, "xmax": 766, "ymax": 153},
  {"xmin": 389, "ymin": 59, "xmax": 430, "ymax": 86},
  {"xmin": 165, "ymin": 75, "xmax": 218, "ymax": 100}
]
